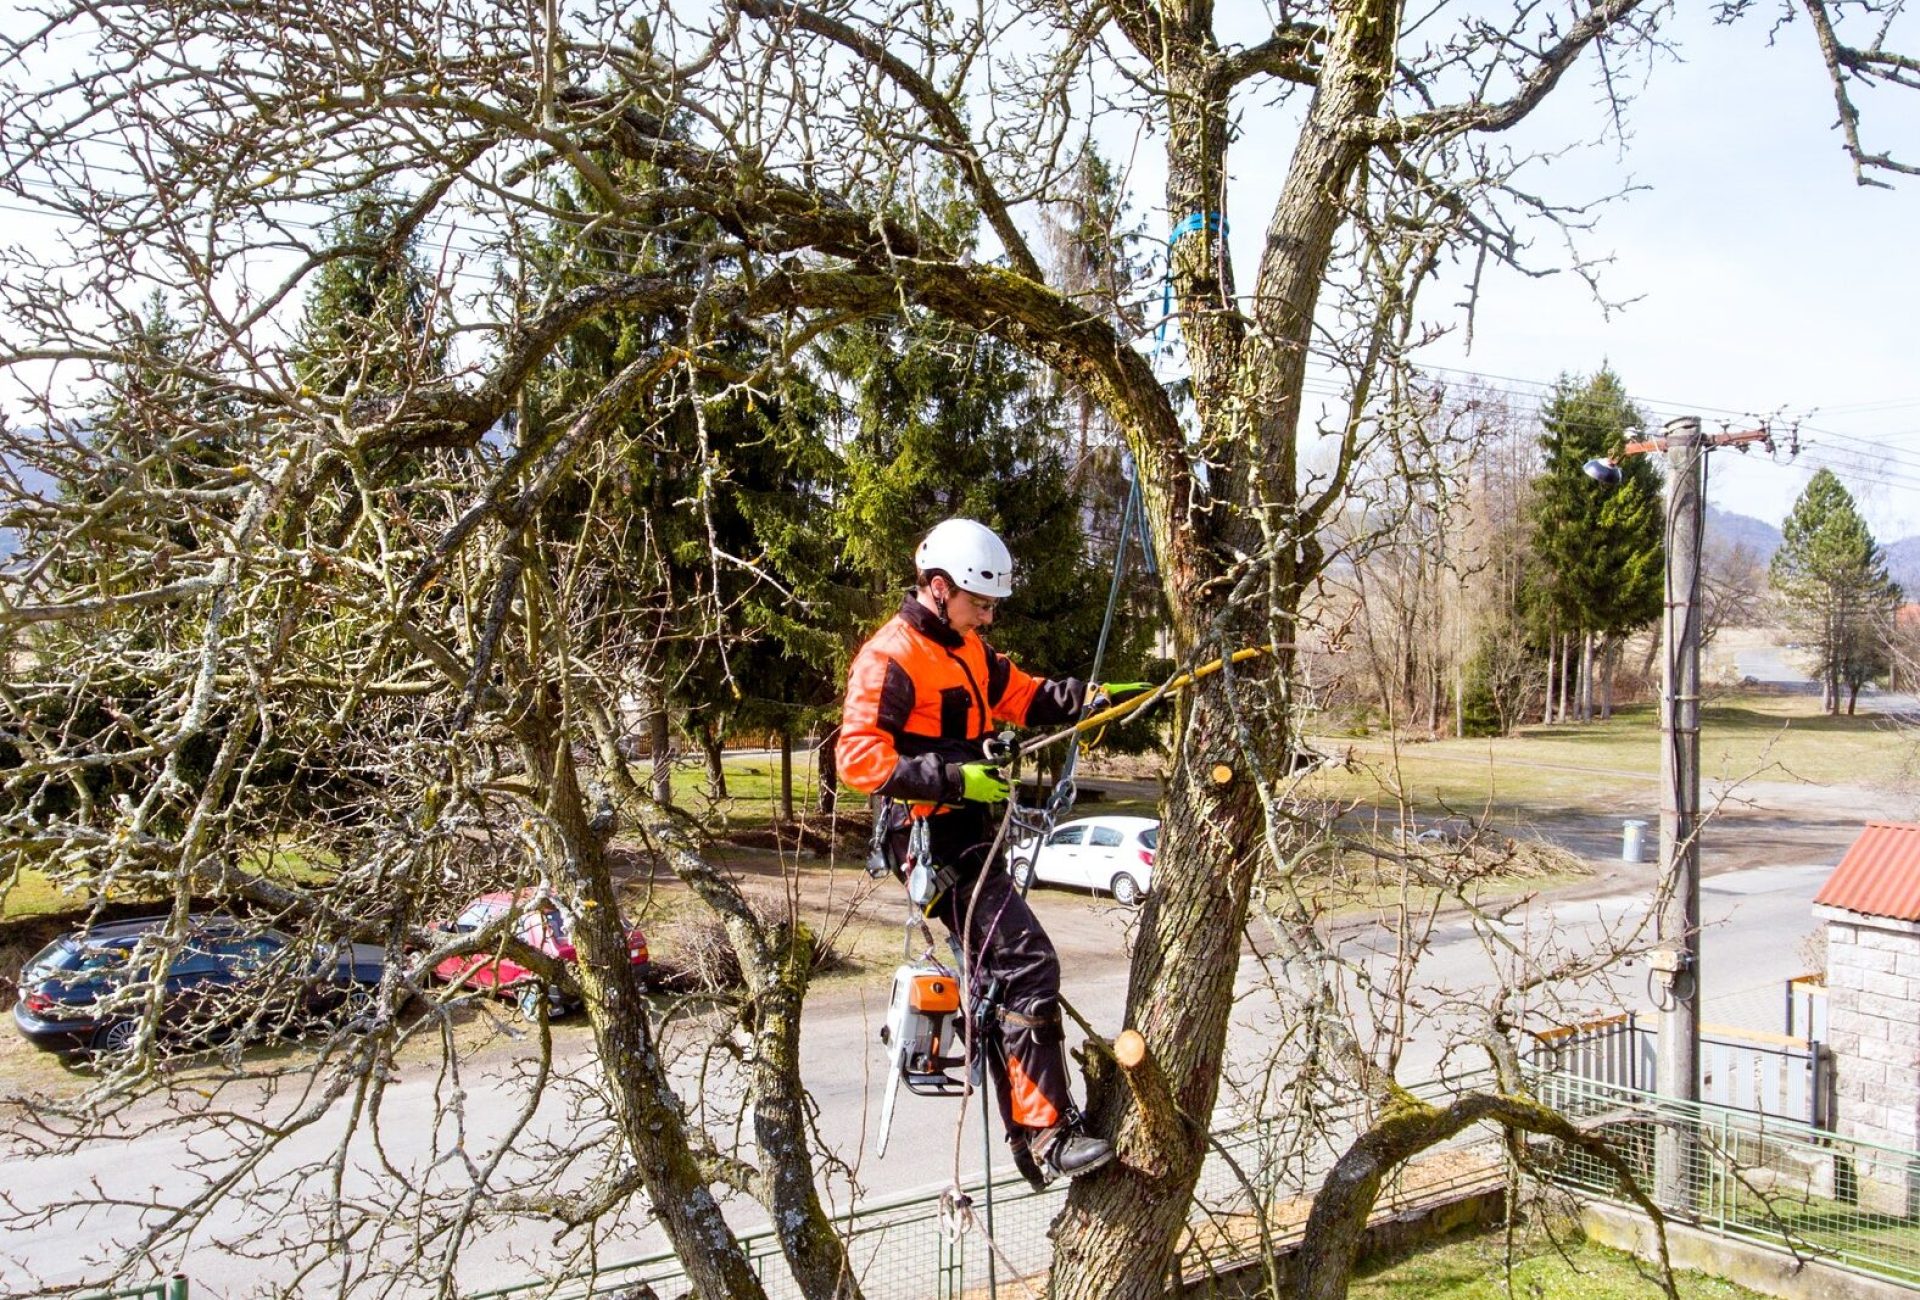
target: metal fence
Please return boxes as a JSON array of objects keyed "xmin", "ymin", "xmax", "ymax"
[
  {"xmin": 470, "ymin": 1077, "xmax": 1508, "ymax": 1300},
  {"xmin": 1525, "ymin": 1011, "xmax": 1833, "ymax": 1128},
  {"xmin": 1785, "ymin": 972, "xmax": 1828, "ymax": 1041},
  {"xmin": 1526, "ymin": 1068, "xmax": 1920, "ymax": 1288},
  {"xmin": 77, "ymin": 1281, "xmax": 189, "ymax": 1300}
]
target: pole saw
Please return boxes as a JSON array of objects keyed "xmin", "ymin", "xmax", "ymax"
[{"xmin": 868, "ymin": 641, "xmax": 1290, "ymax": 1155}]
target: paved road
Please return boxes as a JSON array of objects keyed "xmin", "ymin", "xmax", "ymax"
[{"xmin": 1, "ymin": 847, "xmax": 1842, "ymax": 1297}]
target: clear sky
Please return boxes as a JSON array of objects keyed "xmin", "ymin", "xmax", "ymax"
[
  {"xmin": 1382, "ymin": 8, "xmax": 1920, "ymax": 539},
  {"xmin": 2, "ymin": 4, "xmax": 1913, "ymax": 538}
]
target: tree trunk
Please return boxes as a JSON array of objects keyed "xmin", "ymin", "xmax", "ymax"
[
  {"xmin": 1051, "ymin": 0, "xmax": 1398, "ymax": 1289},
  {"xmin": 1848, "ymin": 681, "xmax": 1861, "ymax": 715},
  {"xmin": 1051, "ymin": 669, "xmax": 1273, "ymax": 1298},
  {"xmin": 1556, "ymin": 632, "xmax": 1569, "ymax": 723},
  {"xmin": 1559, "ymin": 632, "xmax": 1572, "ymax": 722},
  {"xmin": 584, "ymin": 699, "xmax": 861, "ymax": 1300},
  {"xmin": 528, "ymin": 709, "xmax": 773, "ymax": 1300},
  {"xmin": 649, "ymin": 698, "xmax": 672, "ymax": 806},
  {"xmin": 1601, "ymin": 638, "xmax": 1616, "ymax": 720},
  {"xmin": 778, "ymin": 728, "xmax": 794, "ymax": 825},
  {"xmin": 1579, "ymin": 629, "xmax": 1594, "ymax": 723},
  {"xmin": 816, "ymin": 724, "xmax": 839, "ymax": 815},
  {"xmin": 1551, "ymin": 629, "xmax": 1566, "ymax": 718},
  {"xmin": 700, "ymin": 721, "xmax": 727, "ymax": 798},
  {"xmin": 1543, "ymin": 636, "xmax": 1556, "ymax": 724}
]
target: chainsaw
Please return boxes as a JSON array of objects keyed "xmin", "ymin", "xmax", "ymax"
[{"xmin": 873, "ymin": 962, "xmax": 968, "ymax": 1157}]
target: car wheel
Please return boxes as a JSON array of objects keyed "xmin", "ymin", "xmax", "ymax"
[
  {"xmin": 1111, "ymin": 873, "xmax": 1142, "ymax": 907},
  {"xmin": 90, "ymin": 1019, "xmax": 139, "ymax": 1054},
  {"xmin": 337, "ymin": 983, "xmax": 382, "ymax": 1033},
  {"xmin": 1011, "ymin": 859, "xmax": 1034, "ymax": 890},
  {"xmin": 515, "ymin": 982, "xmax": 566, "ymax": 1021}
]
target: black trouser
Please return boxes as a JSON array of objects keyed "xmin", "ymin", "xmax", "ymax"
[{"xmin": 930, "ymin": 847, "xmax": 1072, "ymax": 1137}]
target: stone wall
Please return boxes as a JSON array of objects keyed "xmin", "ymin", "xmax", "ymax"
[{"xmin": 1819, "ymin": 906, "xmax": 1920, "ymax": 1216}]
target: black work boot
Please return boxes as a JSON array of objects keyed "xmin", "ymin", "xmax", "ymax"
[{"xmin": 1036, "ymin": 1125, "xmax": 1115, "ymax": 1180}]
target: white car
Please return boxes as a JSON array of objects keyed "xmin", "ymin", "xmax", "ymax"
[{"xmin": 1009, "ymin": 815, "xmax": 1159, "ymax": 906}]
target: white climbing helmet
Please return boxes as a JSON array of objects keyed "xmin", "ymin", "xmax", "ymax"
[{"xmin": 915, "ymin": 518, "xmax": 1014, "ymax": 599}]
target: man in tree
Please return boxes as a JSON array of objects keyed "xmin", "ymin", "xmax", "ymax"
[{"xmin": 838, "ymin": 518, "xmax": 1127, "ymax": 1187}]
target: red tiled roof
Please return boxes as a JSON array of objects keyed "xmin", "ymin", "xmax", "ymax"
[{"xmin": 1815, "ymin": 823, "xmax": 1920, "ymax": 921}]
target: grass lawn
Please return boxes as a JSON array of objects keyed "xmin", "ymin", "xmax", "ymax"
[
  {"xmin": 3, "ymin": 843, "xmax": 338, "ymax": 925},
  {"xmin": 640, "ymin": 752, "xmax": 826, "ymax": 831},
  {"xmin": 1321, "ymin": 694, "xmax": 1915, "ymax": 818},
  {"xmin": 1717, "ymin": 1181, "xmax": 1920, "ymax": 1285},
  {"xmin": 0, "ymin": 867, "xmax": 85, "ymax": 921},
  {"xmin": 670, "ymin": 691, "xmax": 1915, "ymax": 835},
  {"xmin": 1354, "ymin": 1228, "xmax": 1767, "ymax": 1298}
]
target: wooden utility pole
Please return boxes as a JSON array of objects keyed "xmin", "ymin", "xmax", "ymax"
[
  {"xmin": 1653, "ymin": 415, "xmax": 1705, "ymax": 1209},
  {"xmin": 1591, "ymin": 416, "xmax": 1784, "ymax": 1209},
  {"xmin": 1592, "ymin": 416, "xmax": 1783, "ymax": 1208}
]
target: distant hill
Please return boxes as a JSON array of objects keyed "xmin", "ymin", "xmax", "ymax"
[
  {"xmin": 1704, "ymin": 503, "xmax": 1918, "ymax": 597},
  {"xmin": 0, "ymin": 437, "xmax": 60, "ymax": 559},
  {"xmin": 1705, "ymin": 505, "xmax": 1783, "ymax": 564},
  {"xmin": 1888, "ymin": 536, "xmax": 1920, "ymax": 599}
]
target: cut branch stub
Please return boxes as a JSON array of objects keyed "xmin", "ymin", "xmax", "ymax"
[{"xmin": 1113, "ymin": 1028, "xmax": 1184, "ymax": 1179}]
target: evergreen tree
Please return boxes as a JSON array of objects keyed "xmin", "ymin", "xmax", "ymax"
[
  {"xmin": 527, "ymin": 150, "xmax": 844, "ymax": 813},
  {"xmin": 63, "ymin": 294, "xmax": 241, "ymax": 582},
  {"xmin": 1527, "ymin": 368, "xmax": 1664, "ymax": 719},
  {"xmin": 1770, "ymin": 469, "xmax": 1902, "ymax": 714},
  {"xmin": 827, "ymin": 171, "xmax": 1154, "ymax": 707},
  {"xmin": 832, "ymin": 311, "xmax": 1132, "ymax": 682},
  {"xmin": 293, "ymin": 187, "xmax": 445, "ymax": 397}
]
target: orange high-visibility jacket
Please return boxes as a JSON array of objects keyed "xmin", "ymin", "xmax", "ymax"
[{"xmin": 838, "ymin": 596, "xmax": 1085, "ymax": 807}]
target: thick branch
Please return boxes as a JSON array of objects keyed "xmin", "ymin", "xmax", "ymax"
[
  {"xmin": 1296, "ymin": 1087, "xmax": 1674, "ymax": 1300},
  {"xmin": 1373, "ymin": 0, "xmax": 1651, "ymax": 143},
  {"xmin": 1208, "ymin": 24, "xmax": 1326, "ymax": 95},
  {"xmin": 1112, "ymin": 1029, "xmax": 1188, "ymax": 1178},
  {"xmin": 734, "ymin": 0, "xmax": 1043, "ymax": 281}
]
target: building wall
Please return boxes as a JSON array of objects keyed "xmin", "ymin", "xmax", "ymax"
[{"xmin": 1826, "ymin": 914, "xmax": 1920, "ymax": 1215}]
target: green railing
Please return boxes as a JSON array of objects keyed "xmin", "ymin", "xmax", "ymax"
[
  {"xmin": 78, "ymin": 1279, "xmax": 189, "ymax": 1300},
  {"xmin": 1528, "ymin": 1067, "xmax": 1920, "ymax": 1287},
  {"xmin": 469, "ymin": 1075, "xmax": 1507, "ymax": 1299}
]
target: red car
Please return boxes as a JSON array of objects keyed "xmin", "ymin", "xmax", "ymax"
[{"xmin": 432, "ymin": 890, "xmax": 649, "ymax": 1018}]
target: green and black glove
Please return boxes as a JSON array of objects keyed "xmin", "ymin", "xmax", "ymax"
[
  {"xmin": 1092, "ymin": 681, "xmax": 1155, "ymax": 711},
  {"xmin": 956, "ymin": 761, "xmax": 1010, "ymax": 804}
]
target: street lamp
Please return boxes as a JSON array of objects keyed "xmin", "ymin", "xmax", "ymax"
[{"xmin": 1582, "ymin": 457, "xmax": 1625, "ymax": 487}]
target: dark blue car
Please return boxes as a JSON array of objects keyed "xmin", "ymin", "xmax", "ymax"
[{"xmin": 12, "ymin": 914, "xmax": 388, "ymax": 1053}]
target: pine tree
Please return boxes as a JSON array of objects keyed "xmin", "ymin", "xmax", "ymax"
[
  {"xmin": 293, "ymin": 188, "xmax": 445, "ymax": 397},
  {"xmin": 1770, "ymin": 469, "xmax": 1902, "ymax": 714},
  {"xmin": 1527, "ymin": 368, "xmax": 1664, "ymax": 720},
  {"xmin": 526, "ymin": 150, "xmax": 843, "ymax": 813},
  {"xmin": 827, "ymin": 169, "xmax": 1154, "ymax": 707}
]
